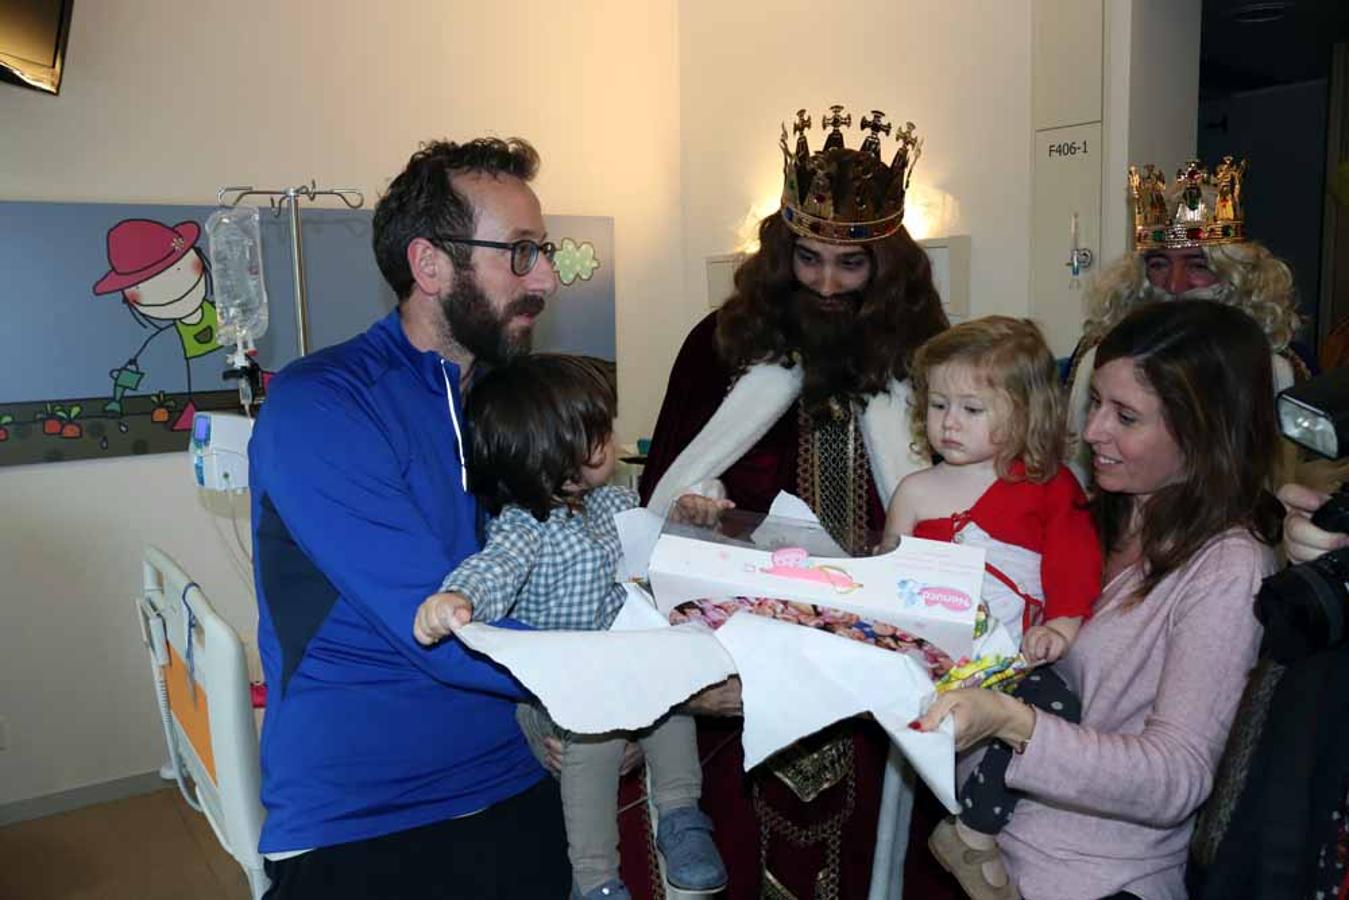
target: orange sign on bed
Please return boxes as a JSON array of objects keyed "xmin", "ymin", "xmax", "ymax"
[{"xmin": 163, "ymin": 641, "xmax": 216, "ymax": 784}]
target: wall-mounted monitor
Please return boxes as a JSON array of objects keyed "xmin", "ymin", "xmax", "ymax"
[{"xmin": 0, "ymin": 0, "xmax": 73, "ymax": 95}]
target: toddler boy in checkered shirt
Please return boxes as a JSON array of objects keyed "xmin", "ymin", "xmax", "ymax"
[{"xmin": 413, "ymin": 354, "xmax": 726, "ymax": 900}]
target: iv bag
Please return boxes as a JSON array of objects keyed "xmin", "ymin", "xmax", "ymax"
[{"xmin": 206, "ymin": 206, "xmax": 269, "ymax": 346}]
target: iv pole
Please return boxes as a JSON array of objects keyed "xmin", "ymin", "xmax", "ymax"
[{"xmin": 216, "ymin": 182, "xmax": 365, "ymax": 357}]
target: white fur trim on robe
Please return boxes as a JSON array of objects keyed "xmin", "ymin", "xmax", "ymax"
[{"xmin": 646, "ymin": 362, "xmax": 929, "ymax": 515}]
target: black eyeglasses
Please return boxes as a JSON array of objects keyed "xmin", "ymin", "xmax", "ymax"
[{"xmin": 437, "ymin": 237, "xmax": 557, "ymax": 276}]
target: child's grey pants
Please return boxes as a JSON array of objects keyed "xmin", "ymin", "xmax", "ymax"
[{"xmin": 516, "ymin": 703, "xmax": 703, "ymax": 891}]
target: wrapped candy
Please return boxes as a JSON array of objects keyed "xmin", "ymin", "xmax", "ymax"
[
  {"xmin": 671, "ymin": 595, "xmax": 1035, "ymax": 696},
  {"xmin": 933, "ymin": 653, "xmax": 1031, "ymax": 695},
  {"xmin": 670, "ymin": 596, "xmax": 957, "ymax": 679}
]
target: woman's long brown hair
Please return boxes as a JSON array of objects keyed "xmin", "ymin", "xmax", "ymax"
[{"xmin": 1090, "ymin": 299, "xmax": 1283, "ymax": 600}]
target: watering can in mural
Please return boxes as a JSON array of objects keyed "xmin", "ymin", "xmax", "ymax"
[{"xmin": 105, "ymin": 361, "xmax": 145, "ymax": 415}]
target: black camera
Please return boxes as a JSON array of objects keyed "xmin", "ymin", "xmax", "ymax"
[
  {"xmin": 1255, "ymin": 368, "xmax": 1349, "ymax": 661},
  {"xmin": 1256, "ymin": 484, "xmax": 1348, "ymax": 660}
]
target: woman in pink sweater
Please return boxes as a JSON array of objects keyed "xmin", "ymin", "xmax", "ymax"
[{"xmin": 916, "ymin": 299, "xmax": 1283, "ymax": 900}]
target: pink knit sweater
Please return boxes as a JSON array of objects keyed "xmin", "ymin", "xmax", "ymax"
[{"xmin": 1000, "ymin": 529, "xmax": 1274, "ymax": 899}]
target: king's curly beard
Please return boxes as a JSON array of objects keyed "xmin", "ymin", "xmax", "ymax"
[
  {"xmin": 783, "ymin": 285, "xmax": 867, "ymax": 422},
  {"xmin": 439, "ymin": 268, "xmax": 545, "ymax": 366},
  {"xmin": 1140, "ymin": 279, "xmax": 1235, "ymax": 305}
]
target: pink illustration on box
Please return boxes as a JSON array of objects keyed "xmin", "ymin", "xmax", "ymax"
[
  {"xmin": 759, "ymin": 547, "xmax": 862, "ymax": 593},
  {"xmin": 895, "ymin": 577, "xmax": 973, "ymax": 614}
]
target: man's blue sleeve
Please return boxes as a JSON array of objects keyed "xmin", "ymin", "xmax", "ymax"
[{"xmin": 253, "ymin": 373, "xmax": 527, "ymax": 699}]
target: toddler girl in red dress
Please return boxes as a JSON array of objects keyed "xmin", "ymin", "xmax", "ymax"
[{"xmin": 881, "ymin": 316, "xmax": 1102, "ymax": 900}]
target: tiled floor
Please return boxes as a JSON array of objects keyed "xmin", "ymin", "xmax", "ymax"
[{"xmin": 0, "ymin": 788, "xmax": 251, "ymax": 900}]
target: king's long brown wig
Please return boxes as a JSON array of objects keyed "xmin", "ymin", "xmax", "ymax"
[{"xmin": 715, "ymin": 214, "xmax": 948, "ymax": 421}]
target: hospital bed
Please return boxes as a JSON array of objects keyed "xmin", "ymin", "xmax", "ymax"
[{"xmin": 135, "ymin": 544, "xmax": 268, "ymax": 899}]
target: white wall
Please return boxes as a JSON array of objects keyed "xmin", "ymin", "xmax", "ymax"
[
  {"xmin": 1126, "ymin": 0, "xmax": 1200, "ymax": 177},
  {"xmin": 677, "ymin": 0, "xmax": 1035, "ymax": 323},
  {"xmin": 0, "ymin": 0, "xmax": 684, "ymax": 807},
  {"xmin": 1101, "ymin": 0, "xmax": 1202, "ymax": 258}
]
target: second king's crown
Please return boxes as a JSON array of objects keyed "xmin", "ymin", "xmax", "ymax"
[
  {"xmin": 1129, "ymin": 156, "xmax": 1247, "ymax": 251},
  {"xmin": 779, "ymin": 105, "xmax": 921, "ymax": 244}
]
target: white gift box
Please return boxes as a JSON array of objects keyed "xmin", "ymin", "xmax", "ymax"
[
  {"xmin": 453, "ymin": 500, "xmax": 986, "ymax": 814},
  {"xmin": 646, "ymin": 509, "xmax": 986, "ymax": 661}
]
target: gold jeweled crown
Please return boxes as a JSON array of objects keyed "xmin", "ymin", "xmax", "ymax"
[
  {"xmin": 779, "ymin": 105, "xmax": 921, "ymax": 244},
  {"xmin": 1129, "ymin": 156, "xmax": 1247, "ymax": 251}
]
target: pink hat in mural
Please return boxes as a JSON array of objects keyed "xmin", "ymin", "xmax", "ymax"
[{"xmin": 93, "ymin": 219, "xmax": 201, "ymax": 295}]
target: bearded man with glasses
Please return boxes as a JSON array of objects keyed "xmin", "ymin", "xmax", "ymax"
[{"xmin": 248, "ymin": 138, "xmax": 569, "ymax": 899}]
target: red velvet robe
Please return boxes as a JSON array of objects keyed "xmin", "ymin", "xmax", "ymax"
[
  {"xmin": 625, "ymin": 311, "xmax": 894, "ymax": 899},
  {"xmin": 639, "ymin": 313, "xmax": 889, "ymax": 526}
]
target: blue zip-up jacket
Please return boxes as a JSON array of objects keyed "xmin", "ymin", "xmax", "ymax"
[{"xmin": 248, "ymin": 309, "xmax": 544, "ymax": 853}]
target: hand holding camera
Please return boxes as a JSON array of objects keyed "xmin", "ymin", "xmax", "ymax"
[
  {"xmin": 1278, "ymin": 482, "xmax": 1349, "ymax": 564},
  {"xmin": 1257, "ymin": 481, "xmax": 1349, "ymax": 661}
]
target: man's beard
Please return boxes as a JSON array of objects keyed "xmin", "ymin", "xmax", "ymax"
[
  {"xmin": 439, "ymin": 270, "xmax": 545, "ymax": 366},
  {"xmin": 1140, "ymin": 280, "xmax": 1234, "ymax": 304},
  {"xmin": 784, "ymin": 285, "xmax": 866, "ymax": 420}
]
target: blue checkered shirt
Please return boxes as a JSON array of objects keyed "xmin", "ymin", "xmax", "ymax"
[{"xmin": 442, "ymin": 484, "xmax": 637, "ymax": 631}]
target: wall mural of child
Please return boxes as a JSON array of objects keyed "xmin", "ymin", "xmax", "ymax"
[
  {"xmin": 0, "ymin": 199, "xmax": 613, "ymax": 467},
  {"xmin": 92, "ymin": 218, "xmax": 221, "ymax": 430}
]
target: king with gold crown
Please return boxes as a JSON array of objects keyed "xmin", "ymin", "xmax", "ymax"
[
  {"xmin": 1063, "ymin": 155, "xmax": 1311, "ymax": 479},
  {"xmin": 618, "ymin": 106, "xmax": 949, "ymax": 900},
  {"xmin": 779, "ymin": 104, "xmax": 923, "ymax": 244}
]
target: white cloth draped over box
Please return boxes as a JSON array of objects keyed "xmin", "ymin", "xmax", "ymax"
[{"xmin": 454, "ymin": 586, "xmax": 966, "ymax": 900}]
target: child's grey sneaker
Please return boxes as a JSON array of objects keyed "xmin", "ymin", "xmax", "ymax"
[
  {"xmin": 570, "ymin": 878, "xmax": 631, "ymax": 900},
  {"xmin": 656, "ymin": 805, "xmax": 728, "ymax": 892}
]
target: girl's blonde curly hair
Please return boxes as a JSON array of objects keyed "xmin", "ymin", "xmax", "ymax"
[{"xmin": 908, "ymin": 316, "xmax": 1065, "ymax": 483}]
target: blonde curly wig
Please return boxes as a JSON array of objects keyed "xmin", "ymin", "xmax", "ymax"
[{"xmin": 1081, "ymin": 241, "xmax": 1300, "ymax": 352}]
